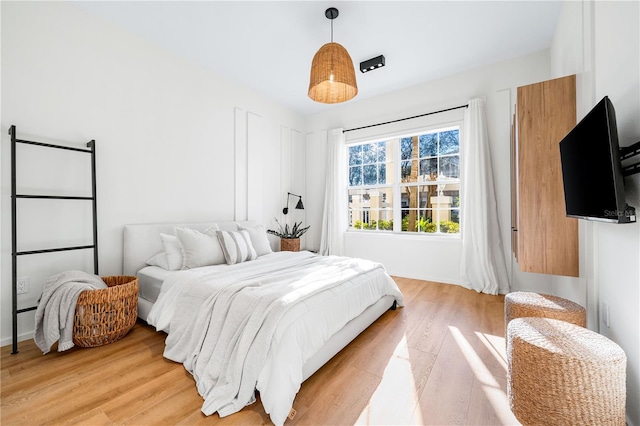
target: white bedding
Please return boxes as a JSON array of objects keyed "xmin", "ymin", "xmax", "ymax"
[
  {"xmin": 148, "ymin": 250, "xmax": 403, "ymax": 425},
  {"xmin": 137, "ymin": 266, "xmax": 173, "ymax": 303}
]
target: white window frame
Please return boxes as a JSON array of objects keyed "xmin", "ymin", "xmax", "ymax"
[{"xmin": 346, "ymin": 122, "xmax": 463, "ymax": 236}]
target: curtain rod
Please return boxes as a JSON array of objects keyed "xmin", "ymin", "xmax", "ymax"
[{"xmin": 343, "ymin": 104, "xmax": 468, "ymax": 133}]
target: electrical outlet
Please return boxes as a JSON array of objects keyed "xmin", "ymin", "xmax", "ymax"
[{"xmin": 17, "ymin": 277, "xmax": 29, "ymax": 294}]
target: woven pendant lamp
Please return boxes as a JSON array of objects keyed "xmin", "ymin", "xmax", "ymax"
[{"xmin": 308, "ymin": 8, "xmax": 358, "ymax": 104}]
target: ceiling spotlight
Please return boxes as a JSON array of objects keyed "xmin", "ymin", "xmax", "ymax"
[{"xmin": 360, "ymin": 55, "xmax": 385, "ymax": 73}]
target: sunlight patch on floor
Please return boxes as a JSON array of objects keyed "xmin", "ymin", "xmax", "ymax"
[
  {"xmin": 355, "ymin": 334, "xmax": 424, "ymax": 425},
  {"xmin": 449, "ymin": 326, "xmax": 516, "ymax": 425},
  {"xmin": 475, "ymin": 331, "xmax": 508, "ymax": 371}
]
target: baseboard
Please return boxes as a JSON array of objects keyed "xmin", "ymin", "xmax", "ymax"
[
  {"xmin": 0, "ymin": 330, "xmax": 34, "ymax": 350},
  {"xmin": 386, "ymin": 270, "xmax": 467, "ymax": 287}
]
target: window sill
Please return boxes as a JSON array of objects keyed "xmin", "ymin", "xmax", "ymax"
[{"xmin": 345, "ymin": 230, "xmax": 461, "ymax": 243}]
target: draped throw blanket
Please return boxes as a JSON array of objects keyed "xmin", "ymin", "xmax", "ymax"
[
  {"xmin": 34, "ymin": 270, "xmax": 107, "ymax": 354},
  {"xmin": 148, "ymin": 251, "xmax": 404, "ymax": 425},
  {"xmin": 460, "ymin": 98, "xmax": 510, "ymax": 294}
]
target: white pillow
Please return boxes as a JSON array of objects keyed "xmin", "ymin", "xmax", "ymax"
[
  {"xmin": 145, "ymin": 252, "xmax": 170, "ymax": 270},
  {"xmin": 215, "ymin": 230, "xmax": 257, "ymax": 265},
  {"xmin": 238, "ymin": 224, "xmax": 272, "ymax": 256},
  {"xmin": 175, "ymin": 225, "xmax": 224, "ymax": 269},
  {"xmin": 160, "ymin": 233, "xmax": 183, "ymax": 271}
]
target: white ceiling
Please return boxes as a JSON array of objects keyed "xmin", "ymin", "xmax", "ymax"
[{"xmin": 73, "ymin": 1, "xmax": 563, "ymax": 116}]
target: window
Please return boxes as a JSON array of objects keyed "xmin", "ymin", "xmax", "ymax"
[
  {"xmin": 348, "ymin": 141, "xmax": 394, "ymax": 231},
  {"xmin": 347, "ymin": 126, "xmax": 461, "ymax": 234}
]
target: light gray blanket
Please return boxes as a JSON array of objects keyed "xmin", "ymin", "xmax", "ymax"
[
  {"xmin": 34, "ymin": 270, "xmax": 107, "ymax": 354},
  {"xmin": 159, "ymin": 252, "xmax": 398, "ymax": 420}
]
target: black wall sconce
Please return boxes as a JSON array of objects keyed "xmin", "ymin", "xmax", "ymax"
[{"xmin": 283, "ymin": 192, "xmax": 304, "ymax": 214}]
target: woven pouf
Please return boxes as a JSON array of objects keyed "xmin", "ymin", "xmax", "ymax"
[
  {"xmin": 505, "ymin": 291, "xmax": 586, "ymax": 327},
  {"xmin": 507, "ymin": 317, "xmax": 626, "ymax": 426}
]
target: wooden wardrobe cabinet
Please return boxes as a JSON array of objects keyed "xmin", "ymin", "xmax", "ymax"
[{"xmin": 512, "ymin": 75, "xmax": 579, "ymax": 277}]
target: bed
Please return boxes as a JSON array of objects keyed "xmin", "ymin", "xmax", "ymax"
[{"xmin": 123, "ymin": 221, "xmax": 404, "ymax": 425}]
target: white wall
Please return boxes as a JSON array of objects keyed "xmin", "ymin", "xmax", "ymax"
[
  {"xmin": 591, "ymin": 2, "xmax": 639, "ymax": 424},
  {"xmin": 0, "ymin": 2, "xmax": 305, "ymax": 346},
  {"xmin": 550, "ymin": 1, "xmax": 639, "ymax": 424},
  {"xmin": 305, "ymin": 50, "xmax": 551, "ymax": 286}
]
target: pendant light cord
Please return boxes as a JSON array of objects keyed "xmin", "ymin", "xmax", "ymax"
[
  {"xmin": 325, "ymin": 7, "xmax": 338, "ymax": 43},
  {"xmin": 330, "ymin": 17, "xmax": 334, "ymax": 42}
]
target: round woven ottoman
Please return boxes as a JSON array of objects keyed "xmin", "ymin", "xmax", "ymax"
[
  {"xmin": 507, "ymin": 317, "xmax": 626, "ymax": 426},
  {"xmin": 505, "ymin": 291, "xmax": 586, "ymax": 327}
]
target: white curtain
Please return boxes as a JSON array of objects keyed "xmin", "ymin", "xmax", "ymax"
[
  {"xmin": 319, "ymin": 129, "xmax": 348, "ymax": 256},
  {"xmin": 460, "ymin": 98, "xmax": 510, "ymax": 294}
]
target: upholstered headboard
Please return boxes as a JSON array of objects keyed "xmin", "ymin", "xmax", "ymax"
[{"xmin": 122, "ymin": 220, "xmax": 257, "ymax": 276}]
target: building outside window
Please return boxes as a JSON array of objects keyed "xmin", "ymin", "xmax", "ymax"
[{"xmin": 347, "ymin": 126, "xmax": 461, "ymax": 234}]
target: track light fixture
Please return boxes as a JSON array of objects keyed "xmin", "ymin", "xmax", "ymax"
[{"xmin": 360, "ymin": 55, "xmax": 385, "ymax": 73}]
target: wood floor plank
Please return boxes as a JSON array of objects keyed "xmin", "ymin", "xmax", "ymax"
[
  {"xmin": 117, "ymin": 381, "xmax": 204, "ymax": 425},
  {"xmin": 100, "ymin": 367, "xmax": 196, "ymax": 423},
  {"xmin": 414, "ymin": 329, "xmax": 476, "ymax": 425},
  {"xmin": 354, "ymin": 346, "xmax": 438, "ymax": 425},
  {"xmin": 294, "ymin": 365, "xmax": 381, "ymax": 426},
  {"xmin": 466, "ymin": 330, "xmax": 509, "ymax": 380},
  {"xmin": 407, "ymin": 289, "xmax": 457, "ymax": 355},
  {"xmin": 1, "ymin": 365, "xmax": 11, "ymax": 387},
  {"xmin": 466, "ymin": 371, "xmax": 518, "ymax": 426},
  {"xmin": 66, "ymin": 407, "xmax": 114, "ymax": 426},
  {"xmin": 349, "ymin": 313, "xmax": 405, "ymax": 375},
  {"xmin": 293, "ymin": 336, "xmax": 359, "ymax": 410},
  {"xmin": 1, "ymin": 279, "xmax": 519, "ymax": 426}
]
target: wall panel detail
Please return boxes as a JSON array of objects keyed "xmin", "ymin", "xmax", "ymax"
[
  {"xmin": 247, "ymin": 112, "xmax": 263, "ymax": 222},
  {"xmin": 234, "ymin": 108, "xmax": 263, "ymax": 222},
  {"xmin": 234, "ymin": 108, "xmax": 248, "ymax": 221}
]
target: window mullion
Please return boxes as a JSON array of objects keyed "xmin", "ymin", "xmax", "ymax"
[{"xmin": 393, "ymin": 138, "xmax": 402, "ymax": 232}]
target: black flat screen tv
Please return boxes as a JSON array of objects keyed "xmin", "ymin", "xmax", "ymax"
[{"xmin": 559, "ymin": 96, "xmax": 636, "ymax": 224}]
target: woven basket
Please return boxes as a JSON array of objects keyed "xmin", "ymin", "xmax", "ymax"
[
  {"xmin": 505, "ymin": 291, "xmax": 586, "ymax": 328},
  {"xmin": 507, "ymin": 317, "xmax": 626, "ymax": 426},
  {"xmin": 73, "ymin": 275, "xmax": 139, "ymax": 348},
  {"xmin": 280, "ymin": 238, "xmax": 300, "ymax": 252}
]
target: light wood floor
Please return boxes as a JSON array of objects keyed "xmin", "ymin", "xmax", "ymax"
[{"xmin": 1, "ymin": 278, "xmax": 520, "ymax": 425}]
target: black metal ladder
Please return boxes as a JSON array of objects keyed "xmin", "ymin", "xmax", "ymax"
[{"xmin": 10, "ymin": 125, "xmax": 98, "ymax": 354}]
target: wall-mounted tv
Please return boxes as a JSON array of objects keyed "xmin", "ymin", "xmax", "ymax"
[{"xmin": 559, "ymin": 96, "xmax": 636, "ymax": 224}]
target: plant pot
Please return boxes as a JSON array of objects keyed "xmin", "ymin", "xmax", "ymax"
[{"xmin": 280, "ymin": 238, "xmax": 300, "ymax": 252}]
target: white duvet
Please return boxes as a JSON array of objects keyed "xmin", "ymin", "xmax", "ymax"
[{"xmin": 148, "ymin": 251, "xmax": 403, "ymax": 425}]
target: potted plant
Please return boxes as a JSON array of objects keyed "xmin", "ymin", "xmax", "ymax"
[{"xmin": 267, "ymin": 219, "xmax": 310, "ymax": 252}]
